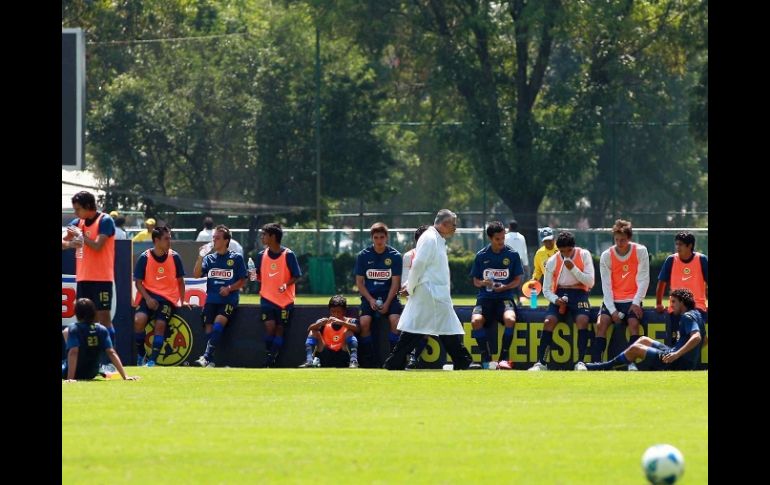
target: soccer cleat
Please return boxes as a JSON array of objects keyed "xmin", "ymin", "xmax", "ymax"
[
  {"xmin": 627, "ymin": 362, "xmax": 639, "ymax": 371},
  {"xmin": 312, "ymin": 356, "xmax": 321, "ymax": 367},
  {"xmin": 497, "ymin": 360, "xmax": 513, "ymax": 370},
  {"xmin": 468, "ymin": 362, "xmax": 483, "ymax": 370},
  {"xmin": 193, "ymin": 355, "xmax": 210, "ymax": 367},
  {"xmin": 527, "ymin": 362, "xmax": 547, "ymax": 371},
  {"xmin": 144, "ymin": 360, "xmax": 156, "ymax": 367},
  {"xmin": 136, "ymin": 355, "xmax": 146, "ymax": 367},
  {"xmin": 574, "ymin": 362, "xmax": 588, "ymax": 371},
  {"xmin": 299, "ymin": 360, "xmax": 315, "ymax": 368},
  {"xmin": 405, "ymin": 354, "xmax": 418, "ymax": 370},
  {"xmin": 349, "ymin": 359, "xmax": 359, "ymax": 369},
  {"xmin": 206, "ymin": 362, "xmax": 216, "ymax": 368}
]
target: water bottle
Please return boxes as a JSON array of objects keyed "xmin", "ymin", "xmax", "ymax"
[
  {"xmin": 199, "ymin": 241, "xmax": 213, "ymax": 257},
  {"xmin": 558, "ymin": 295, "xmax": 569, "ymax": 315},
  {"xmin": 247, "ymin": 257, "xmax": 257, "ymax": 281},
  {"xmin": 530, "ymin": 287, "xmax": 538, "ymax": 309},
  {"xmin": 484, "ymin": 270, "xmax": 494, "ymax": 293},
  {"xmin": 376, "ymin": 296, "xmax": 384, "ymax": 310}
]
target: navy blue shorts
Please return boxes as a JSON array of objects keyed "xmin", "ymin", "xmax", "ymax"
[
  {"xmin": 136, "ymin": 296, "xmax": 174, "ymax": 323},
  {"xmin": 546, "ymin": 288, "xmax": 591, "ymax": 321},
  {"xmin": 472, "ymin": 298, "xmax": 517, "ymax": 324},
  {"xmin": 636, "ymin": 340, "xmax": 696, "ymax": 371},
  {"xmin": 599, "ymin": 301, "xmax": 645, "ymax": 323},
  {"xmin": 202, "ymin": 302, "xmax": 237, "ymax": 327},
  {"xmin": 318, "ymin": 347, "xmax": 350, "ymax": 368},
  {"xmin": 359, "ymin": 297, "xmax": 403, "ymax": 318},
  {"xmin": 261, "ymin": 303, "xmax": 294, "ymax": 327},
  {"xmin": 76, "ymin": 281, "xmax": 113, "ymax": 311}
]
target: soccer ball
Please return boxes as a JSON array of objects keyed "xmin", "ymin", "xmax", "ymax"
[{"xmin": 641, "ymin": 444, "xmax": 684, "ymax": 484}]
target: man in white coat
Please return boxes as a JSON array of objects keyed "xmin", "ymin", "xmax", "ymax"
[{"xmin": 383, "ymin": 210, "xmax": 473, "ymax": 370}]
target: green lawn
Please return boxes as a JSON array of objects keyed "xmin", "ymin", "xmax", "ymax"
[
  {"xmin": 241, "ymin": 293, "xmax": 660, "ymax": 307},
  {"xmin": 63, "ymin": 369, "xmax": 707, "ymax": 484}
]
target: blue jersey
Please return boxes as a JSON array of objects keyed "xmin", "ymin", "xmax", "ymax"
[
  {"xmin": 64, "ymin": 322, "xmax": 112, "ymax": 380},
  {"xmin": 470, "ymin": 244, "xmax": 524, "ymax": 300},
  {"xmin": 658, "ymin": 253, "xmax": 708, "ymax": 283},
  {"xmin": 202, "ymin": 250, "xmax": 248, "ymax": 305},
  {"xmin": 672, "ymin": 309, "xmax": 705, "ymax": 369},
  {"xmin": 354, "ymin": 245, "xmax": 403, "ymax": 298},
  {"xmin": 69, "ymin": 212, "xmax": 116, "ymax": 238}
]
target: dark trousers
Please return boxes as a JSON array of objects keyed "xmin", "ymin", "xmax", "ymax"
[{"xmin": 383, "ymin": 331, "xmax": 473, "ymax": 370}]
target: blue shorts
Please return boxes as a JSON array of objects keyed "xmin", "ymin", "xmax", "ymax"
[
  {"xmin": 261, "ymin": 302, "xmax": 294, "ymax": 327},
  {"xmin": 472, "ymin": 298, "xmax": 517, "ymax": 324},
  {"xmin": 77, "ymin": 281, "xmax": 113, "ymax": 311},
  {"xmin": 637, "ymin": 340, "xmax": 697, "ymax": 371},
  {"xmin": 546, "ymin": 288, "xmax": 591, "ymax": 321},
  {"xmin": 359, "ymin": 297, "xmax": 403, "ymax": 318},
  {"xmin": 202, "ymin": 302, "xmax": 237, "ymax": 327},
  {"xmin": 136, "ymin": 296, "xmax": 175, "ymax": 323},
  {"xmin": 599, "ymin": 301, "xmax": 645, "ymax": 323}
]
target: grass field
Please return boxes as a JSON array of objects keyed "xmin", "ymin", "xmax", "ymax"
[
  {"xmin": 63, "ymin": 369, "xmax": 707, "ymax": 483},
  {"xmin": 241, "ymin": 293, "xmax": 660, "ymax": 307}
]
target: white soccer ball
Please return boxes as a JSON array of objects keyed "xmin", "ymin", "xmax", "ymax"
[{"xmin": 641, "ymin": 444, "xmax": 684, "ymax": 484}]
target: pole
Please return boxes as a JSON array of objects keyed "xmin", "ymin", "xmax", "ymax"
[{"xmin": 314, "ymin": 25, "xmax": 322, "ymax": 255}]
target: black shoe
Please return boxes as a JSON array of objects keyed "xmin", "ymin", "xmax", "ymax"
[
  {"xmin": 468, "ymin": 362, "xmax": 483, "ymax": 370},
  {"xmin": 405, "ymin": 355, "xmax": 417, "ymax": 370}
]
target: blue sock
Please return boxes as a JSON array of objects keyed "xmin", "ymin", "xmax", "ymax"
[
  {"xmin": 305, "ymin": 337, "xmax": 317, "ymax": 362},
  {"xmin": 347, "ymin": 335, "xmax": 359, "ymax": 361},
  {"xmin": 577, "ymin": 329, "xmax": 589, "ymax": 362},
  {"xmin": 205, "ymin": 323, "xmax": 224, "ymax": 360},
  {"xmin": 108, "ymin": 326, "xmax": 116, "ymax": 345},
  {"xmin": 270, "ymin": 336, "xmax": 284, "ymax": 353},
  {"xmin": 472, "ymin": 328, "xmax": 491, "ymax": 362},
  {"xmin": 134, "ymin": 332, "xmax": 146, "ymax": 358},
  {"xmin": 264, "ymin": 336, "xmax": 275, "ymax": 352},
  {"xmin": 537, "ymin": 330, "xmax": 553, "ymax": 364},
  {"xmin": 588, "ymin": 351, "xmax": 630, "ymax": 370},
  {"xmin": 500, "ymin": 327, "xmax": 514, "ymax": 361},
  {"xmin": 149, "ymin": 334, "xmax": 164, "ymax": 361},
  {"xmin": 592, "ymin": 336, "xmax": 607, "ymax": 363},
  {"xmin": 388, "ymin": 332, "xmax": 400, "ymax": 351}
]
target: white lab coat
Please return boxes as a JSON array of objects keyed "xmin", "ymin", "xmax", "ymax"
[{"xmin": 398, "ymin": 226, "xmax": 464, "ymax": 335}]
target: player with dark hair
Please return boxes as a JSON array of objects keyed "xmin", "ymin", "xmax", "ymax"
[
  {"xmin": 255, "ymin": 223, "xmax": 302, "ymax": 367},
  {"xmin": 578, "ymin": 288, "xmax": 704, "ymax": 371},
  {"xmin": 63, "ymin": 298, "xmax": 139, "ymax": 381},
  {"xmin": 299, "ymin": 295, "xmax": 360, "ymax": 368},
  {"xmin": 468, "ymin": 221, "xmax": 524, "ymax": 369},
  {"xmin": 133, "ymin": 226, "xmax": 187, "ymax": 366}
]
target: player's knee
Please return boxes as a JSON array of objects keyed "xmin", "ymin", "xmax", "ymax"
[
  {"xmin": 575, "ymin": 317, "xmax": 589, "ymax": 329},
  {"xmin": 471, "ymin": 317, "xmax": 485, "ymax": 329},
  {"xmin": 637, "ymin": 336, "xmax": 655, "ymax": 345},
  {"xmin": 543, "ymin": 318, "xmax": 557, "ymax": 330}
]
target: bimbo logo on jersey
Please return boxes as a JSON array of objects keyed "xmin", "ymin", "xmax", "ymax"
[
  {"xmin": 483, "ymin": 269, "xmax": 509, "ymax": 280},
  {"xmin": 366, "ymin": 269, "xmax": 392, "ymax": 280},
  {"xmin": 208, "ymin": 268, "xmax": 234, "ymax": 280}
]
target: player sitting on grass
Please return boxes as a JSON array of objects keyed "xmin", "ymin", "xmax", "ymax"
[
  {"xmin": 299, "ymin": 295, "xmax": 360, "ymax": 368},
  {"xmin": 576, "ymin": 288, "xmax": 705, "ymax": 371},
  {"xmin": 63, "ymin": 298, "xmax": 139, "ymax": 382}
]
